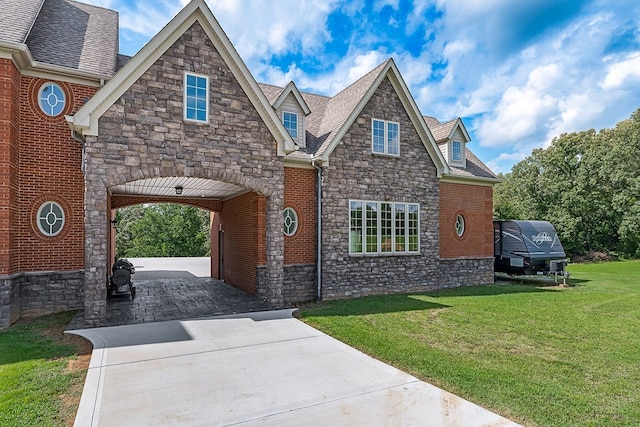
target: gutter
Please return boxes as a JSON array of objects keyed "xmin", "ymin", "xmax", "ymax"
[
  {"xmin": 312, "ymin": 160, "xmax": 323, "ymax": 300},
  {"xmin": 70, "ymin": 129, "xmax": 86, "ymax": 174}
]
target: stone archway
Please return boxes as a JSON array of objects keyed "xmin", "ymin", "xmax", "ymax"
[{"xmin": 83, "ymin": 156, "xmax": 285, "ymax": 327}]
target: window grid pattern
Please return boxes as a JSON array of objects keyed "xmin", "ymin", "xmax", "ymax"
[
  {"xmin": 283, "ymin": 112, "xmax": 298, "ymax": 138},
  {"xmin": 283, "ymin": 207, "xmax": 298, "ymax": 236},
  {"xmin": 37, "ymin": 201, "xmax": 65, "ymax": 236},
  {"xmin": 455, "ymin": 214, "xmax": 465, "ymax": 237},
  {"xmin": 372, "ymin": 119, "xmax": 400, "ymax": 155},
  {"xmin": 185, "ymin": 73, "xmax": 208, "ymax": 122},
  {"xmin": 39, "ymin": 83, "xmax": 65, "ymax": 116},
  {"xmin": 350, "ymin": 200, "xmax": 419, "ymax": 255},
  {"xmin": 452, "ymin": 141, "xmax": 462, "ymax": 161}
]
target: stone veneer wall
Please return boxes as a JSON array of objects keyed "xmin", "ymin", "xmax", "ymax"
[
  {"xmin": 438, "ymin": 258, "xmax": 494, "ymax": 288},
  {"xmin": 0, "ymin": 271, "xmax": 84, "ymax": 327},
  {"xmin": 320, "ymin": 77, "xmax": 443, "ymax": 299},
  {"xmin": 82, "ymin": 21, "xmax": 285, "ymax": 326},
  {"xmin": 257, "ymin": 264, "xmax": 316, "ymax": 304}
]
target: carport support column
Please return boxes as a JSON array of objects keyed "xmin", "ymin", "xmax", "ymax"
[
  {"xmin": 265, "ymin": 195, "xmax": 284, "ymax": 306},
  {"xmin": 83, "ymin": 176, "xmax": 109, "ymax": 327}
]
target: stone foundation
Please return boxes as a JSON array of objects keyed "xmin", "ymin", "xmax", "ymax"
[
  {"xmin": 283, "ymin": 264, "xmax": 316, "ymax": 304},
  {"xmin": 438, "ymin": 257, "xmax": 494, "ymax": 288},
  {"xmin": 0, "ymin": 270, "xmax": 84, "ymax": 328}
]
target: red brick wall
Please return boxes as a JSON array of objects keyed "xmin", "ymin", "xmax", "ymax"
[
  {"xmin": 439, "ymin": 181, "xmax": 494, "ymax": 258},
  {"xmin": 0, "ymin": 59, "xmax": 20, "ymax": 274},
  {"xmin": 17, "ymin": 76, "xmax": 97, "ymax": 271},
  {"xmin": 219, "ymin": 192, "xmax": 266, "ymax": 295},
  {"xmin": 283, "ymin": 167, "xmax": 316, "ymax": 265},
  {"xmin": 210, "ymin": 212, "xmax": 221, "ymax": 279}
]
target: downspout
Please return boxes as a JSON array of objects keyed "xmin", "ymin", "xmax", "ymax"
[
  {"xmin": 312, "ymin": 160, "xmax": 322, "ymax": 301},
  {"xmin": 70, "ymin": 130, "xmax": 86, "ymax": 174}
]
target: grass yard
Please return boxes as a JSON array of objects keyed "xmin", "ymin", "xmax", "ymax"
[
  {"xmin": 300, "ymin": 260, "xmax": 640, "ymax": 427},
  {"xmin": 0, "ymin": 311, "xmax": 91, "ymax": 427}
]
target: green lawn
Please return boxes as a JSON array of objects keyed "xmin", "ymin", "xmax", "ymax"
[
  {"xmin": 0, "ymin": 312, "xmax": 90, "ymax": 427},
  {"xmin": 300, "ymin": 260, "xmax": 640, "ymax": 427}
]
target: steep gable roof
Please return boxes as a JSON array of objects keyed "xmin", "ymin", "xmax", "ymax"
[
  {"xmin": 311, "ymin": 59, "xmax": 448, "ymax": 175},
  {"xmin": 0, "ymin": 0, "xmax": 44, "ymax": 44},
  {"xmin": 272, "ymin": 81, "xmax": 311, "ymax": 115},
  {"xmin": 425, "ymin": 117, "xmax": 470, "ymax": 144},
  {"xmin": 67, "ymin": 0, "xmax": 295, "ymax": 155},
  {"xmin": 0, "ymin": 0, "xmax": 119, "ymax": 78}
]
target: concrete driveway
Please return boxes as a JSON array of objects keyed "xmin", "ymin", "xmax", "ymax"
[{"xmin": 69, "ymin": 309, "xmax": 519, "ymax": 426}]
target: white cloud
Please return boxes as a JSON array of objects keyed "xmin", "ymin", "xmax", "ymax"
[{"xmin": 601, "ymin": 53, "xmax": 640, "ymax": 90}]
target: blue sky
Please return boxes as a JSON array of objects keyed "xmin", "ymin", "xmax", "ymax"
[{"xmin": 86, "ymin": 0, "xmax": 640, "ymax": 174}]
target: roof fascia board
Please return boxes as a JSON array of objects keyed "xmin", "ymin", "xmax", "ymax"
[
  {"xmin": 68, "ymin": 0, "xmax": 295, "ymax": 154},
  {"xmin": 316, "ymin": 59, "xmax": 449, "ymax": 175},
  {"xmin": 440, "ymin": 173, "xmax": 501, "ymax": 186},
  {"xmin": 315, "ymin": 61, "xmax": 393, "ymax": 167},
  {"xmin": 273, "ymin": 81, "xmax": 311, "ymax": 115},
  {"xmin": 449, "ymin": 118, "xmax": 471, "ymax": 142},
  {"xmin": 0, "ymin": 41, "xmax": 110, "ymax": 84},
  {"xmin": 384, "ymin": 61, "xmax": 449, "ymax": 177}
]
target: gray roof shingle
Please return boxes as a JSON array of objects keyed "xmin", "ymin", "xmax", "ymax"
[
  {"xmin": 425, "ymin": 116, "xmax": 457, "ymax": 143},
  {"xmin": 0, "ymin": 0, "xmax": 45, "ymax": 44},
  {"xmin": 24, "ymin": 0, "xmax": 119, "ymax": 76}
]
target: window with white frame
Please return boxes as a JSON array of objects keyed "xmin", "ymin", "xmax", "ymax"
[
  {"xmin": 455, "ymin": 214, "xmax": 465, "ymax": 237},
  {"xmin": 283, "ymin": 112, "xmax": 298, "ymax": 138},
  {"xmin": 451, "ymin": 140, "xmax": 462, "ymax": 162},
  {"xmin": 38, "ymin": 82, "xmax": 66, "ymax": 116},
  {"xmin": 350, "ymin": 200, "xmax": 419, "ymax": 254},
  {"xmin": 184, "ymin": 72, "xmax": 209, "ymax": 122},
  {"xmin": 283, "ymin": 207, "xmax": 298, "ymax": 236},
  {"xmin": 372, "ymin": 119, "xmax": 399, "ymax": 155},
  {"xmin": 36, "ymin": 201, "xmax": 65, "ymax": 236}
]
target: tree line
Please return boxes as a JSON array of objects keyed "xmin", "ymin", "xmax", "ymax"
[
  {"xmin": 115, "ymin": 204, "xmax": 211, "ymax": 258},
  {"xmin": 494, "ymin": 109, "xmax": 640, "ymax": 258}
]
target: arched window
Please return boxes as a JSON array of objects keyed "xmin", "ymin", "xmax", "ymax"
[
  {"xmin": 38, "ymin": 83, "xmax": 66, "ymax": 116},
  {"xmin": 283, "ymin": 207, "xmax": 298, "ymax": 236},
  {"xmin": 37, "ymin": 201, "xmax": 65, "ymax": 236}
]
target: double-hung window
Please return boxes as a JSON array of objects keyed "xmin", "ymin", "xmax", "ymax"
[
  {"xmin": 184, "ymin": 72, "xmax": 209, "ymax": 123},
  {"xmin": 283, "ymin": 112, "xmax": 298, "ymax": 138},
  {"xmin": 372, "ymin": 119, "xmax": 399, "ymax": 155},
  {"xmin": 451, "ymin": 140, "xmax": 462, "ymax": 162},
  {"xmin": 350, "ymin": 200, "xmax": 419, "ymax": 254}
]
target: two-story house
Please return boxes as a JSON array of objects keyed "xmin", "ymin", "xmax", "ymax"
[{"xmin": 0, "ymin": 0, "xmax": 499, "ymax": 327}]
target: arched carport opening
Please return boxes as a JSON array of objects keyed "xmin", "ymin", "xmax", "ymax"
[{"xmin": 84, "ymin": 170, "xmax": 285, "ymax": 327}]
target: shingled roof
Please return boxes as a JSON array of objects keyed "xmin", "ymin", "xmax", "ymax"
[
  {"xmin": 0, "ymin": 0, "xmax": 119, "ymax": 77},
  {"xmin": 424, "ymin": 116, "xmax": 458, "ymax": 143}
]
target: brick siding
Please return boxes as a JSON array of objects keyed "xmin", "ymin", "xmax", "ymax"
[{"xmin": 439, "ymin": 181, "xmax": 494, "ymax": 258}]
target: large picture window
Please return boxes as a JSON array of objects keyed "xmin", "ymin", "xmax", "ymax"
[
  {"xmin": 184, "ymin": 72, "xmax": 209, "ymax": 122},
  {"xmin": 350, "ymin": 200, "xmax": 419, "ymax": 254},
  {"xmin": 372, "ymin": 119, "xmax": 399, "ymax": 155}
]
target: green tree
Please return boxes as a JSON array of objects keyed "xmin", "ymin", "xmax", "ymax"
[{"xmin": 115, "ymin": 204, "xmax": 211, "ymax": 258}]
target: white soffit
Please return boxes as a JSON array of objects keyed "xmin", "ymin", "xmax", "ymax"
[{"xmin": 109, "ymin": 177, "xmax": 246, "ymax": 199}]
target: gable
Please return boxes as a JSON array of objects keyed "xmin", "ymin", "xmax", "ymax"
[{"xmin": 67, "ymin": 0, "xmax": 294, "ymax": 155}]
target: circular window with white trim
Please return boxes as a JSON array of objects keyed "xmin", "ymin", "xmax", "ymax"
[
  {"xmin": 37, "ymin": 201, "xmax": 65, "ymax": 236},
  {"xmin": 38, "ymin": 82, "xmax": 66, "ymax": 116},
  {"xmin": 455, "ymin": 214, "xmax": 465, "ymax": 237},
  {"xmin": 283, "ymin": 207, "xmax": 298, "ymax": 236}
]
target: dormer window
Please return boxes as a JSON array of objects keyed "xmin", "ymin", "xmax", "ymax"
[
  {"xmin": 452, "ymin": 141, "xmax": 462, "ymax": 162},
  {"xmin": 283, "ymin": 111, "xmax": 298, "ymax": 138}
]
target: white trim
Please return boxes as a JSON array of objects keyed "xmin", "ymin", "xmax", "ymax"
[
  {"xmin": 183, "ymin": 71, "xmax": 210, "ymax": 124},
  {"xmin": 440, "ymin": 174, "xmax": 501, "ymax": 186},
  {"xmin": 273, "ymin": 81, "xmax": 311, "ymax": 115},
  {"xmin": 36, "ymin": 201, "xmax": 65, "ymax": 237},
  {"xmin": 283, "ymin": 207, "xmax": 298, "ymax": 236},
  {"xmin": 38, "ymin": 82, "xmax": 66, "ymax": 116},
  {"xmin": 65, "ymin": 0, "xmax": 295, "ymax": 155},
  {"xmin": 282, "ymin": 110, "xmax": 298, "ymax": 139},
  {"xmin": 314, "ymin": 59, "xmax": 448, "ymax": 175},
  {"xmin": 371, "ymin": 118, "xmax": 400, "ymax": 156},
  {"xmin": 455, "ymin": 214, "xmax": 465, "ymax": 237},
  {"xmin": 349, "ymin": 199, "xmax": 420, "ymax": 255}
]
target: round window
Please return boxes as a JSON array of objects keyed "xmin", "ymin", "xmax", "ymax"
[
  {"xmin": 38, "ymin": 82, "xmax": 66, "ymax": 116},
  {"xmin": 455, "ymin": 214, "xmax": 465, "ymax": 237},
  {"xmin": 37, "ymin": 201, "xmax": 65, "ymax": 236},
  {"xmin": 283, "ymin": 207, "xmax": 298, "ymax": 236}
]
